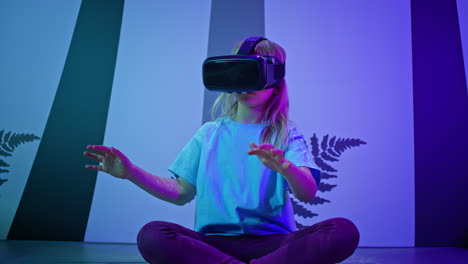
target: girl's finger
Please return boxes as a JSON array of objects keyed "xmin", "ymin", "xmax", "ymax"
[
  {"xmin": 85, "ymin": 165, "xmax": 103, "ymax": 171},
  {"xmin": 83, "ymin": 151, "xmax": 103, "ymax": 162},
  {"xmin": 258, "ymin": 144, "xmax": 275, "ymax": 150},
  {"xmin": 247, "ymin": 149, "xmax": 256, "ymax": 154},
  {"xmin": 249, "ymin": 149, "xmax": 268, "ymax": 159},
  {"xmin": 248, "ymin": 149, "xmax": 268, "ymax": 156},
  {"xmin": 87, "ymin": 145, "xmax": 112, "ymax": 156}
]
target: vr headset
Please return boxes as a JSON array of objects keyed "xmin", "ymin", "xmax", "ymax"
[{"xmin": 202, "ymin": 36, "xmax": 285, "ymax": 93}]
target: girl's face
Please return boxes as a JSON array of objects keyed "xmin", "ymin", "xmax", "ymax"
[{"xmin": 234, "ymin": 88, "xmax": 275, "ymax": 109}]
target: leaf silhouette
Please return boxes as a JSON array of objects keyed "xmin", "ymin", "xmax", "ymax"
[
  {"xmin": 3, "ymin": 131, "xmax": 10, "ymax": 141},
  {"xmin": 1, "ymin": 131, "xmax": 13, "ymax": 152},
  {"xmin": 318, "ymin": 183, "xmax": 337, "ymax": 192},
  {"xmin": 321, "ymin": 172, "xmax": 337, "ymax": 179},
  {"xmin": 0, "ymin": 149, "xmax": 12, "ymax": 157},
  {"xmin": 314, "ymin": 157, "xmax": 337, "ymax": 172},
  {"xmin": 0, "ymin": 130, "xmax": 41, "ymax": 189},
  {"xmin": 292, "ymin": 198, "xmax": 318, "ymax": 218},
  {"xmin": 327, "ymin": 147, "xmax": 340, "ymax": 157},
  {"xmin": 329, "ymin": 136, "xmax": 336, "ymax": 148},
  {"xmin": 0, "ymin": 160, "xmax": 9, "ymax": 167},
  {"xmin": 0, "ymin": 131, "xmax": 40, "ymax": 153},
  {"xmin": 296, "ymin": 133, "xmax": 367, "ymax": 221},
  {"xmin": 1, "ymin": 144, "xmax": 12, "ymax": 152},
  {"xmin": 321, "ymin": 151, "xmax": 339, "ymax": 162},
  {"xmin": 306, "ymin": 195, "xmax": 330, "ymax": 206},
  {"xmin": 334, "ymin": 138, "xmax": 366, "ymax": 155},
  {"xmin": 321, "ymin": 134, "xmax": 329, "ymax": 151},
  {"xmin": 296, "ymin": 221, "xmax": 308, "ymax": 230},
  {"xmin": 310, "ymin": 134, "xmax": 319, "ymax": 157},
  {"xmin": 0, "ymin": 162, "xmax": 9, "ymax": 173}
]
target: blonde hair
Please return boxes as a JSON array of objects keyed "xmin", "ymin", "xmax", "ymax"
[{"xmin": 211, "ymin": 39, "xmax": 290, "ymax": 150}]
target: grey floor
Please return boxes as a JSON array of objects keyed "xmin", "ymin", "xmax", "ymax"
[{"xmin": 1, "ymin": 240, "xmax": 467, "ymax": 264}]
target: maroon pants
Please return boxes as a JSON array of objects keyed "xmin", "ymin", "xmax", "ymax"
[{"xmin": 137, "ymin": 217, "xmax": 360, "ymax": 264}]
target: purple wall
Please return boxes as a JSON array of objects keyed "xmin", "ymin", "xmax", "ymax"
[{"xmin": 412, "ymin": 0, "xmax": 468, "ymax": 247}]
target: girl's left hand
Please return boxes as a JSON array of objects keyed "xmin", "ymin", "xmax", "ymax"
[{"xmin": 247, "ymin": 142, "xmax": 291, "ymax": 173}]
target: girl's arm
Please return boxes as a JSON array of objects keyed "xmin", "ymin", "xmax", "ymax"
[
  {"xmin": 84, "ymin": 145, "xmax": 195, "ymax": 206},
  {"xmin": 280, "ymin": 162, "xmax": 317, "ymax": 202},
  {"xmin": 127, "ymin": 164, "xmax": 196, "ymax": 206}
]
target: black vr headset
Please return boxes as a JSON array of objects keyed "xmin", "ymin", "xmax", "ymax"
[{"xmin": 202, "ymin": 36, "xmax": 285, "ymax": 93}]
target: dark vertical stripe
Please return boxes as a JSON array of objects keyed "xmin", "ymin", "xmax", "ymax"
[
  {"xmin": 202, "ymin": 0, "xmax": 265, "ymax": 123},
  {"xmin": 8, "ymin": 0, "xmax": 124, "ymax": 241},
  {"xmin": 411, "ymin": 0, "xmax": 468, "ymax": 247}
]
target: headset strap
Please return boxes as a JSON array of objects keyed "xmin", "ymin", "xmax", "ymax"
[{"xmin": 237, "ymin": 36, "xmax": 267, "ymax": 54}]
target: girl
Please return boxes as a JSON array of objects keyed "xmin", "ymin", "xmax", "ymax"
[{"xmin": 84, "ymin": 38, "xmax": 359, "ymax": 264}]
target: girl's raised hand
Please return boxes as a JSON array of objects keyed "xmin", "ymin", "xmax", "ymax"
[
  {"xmin": 247, "ymin": 142, "xmax": 291, "ymax": 173},
  {"xmin": 83, "ymin": 145, "xmax": 133, "ymax": 179}
]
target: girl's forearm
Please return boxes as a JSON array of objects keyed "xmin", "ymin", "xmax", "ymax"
[
  {"xmin": 281, "ymin": 161, "xmax": 317, "ymax": 202},
  {"xmin": 127, "ymin": 164, "xmax": 182, "ymax": 205}
]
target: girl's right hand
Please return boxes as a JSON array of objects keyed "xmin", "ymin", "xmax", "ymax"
[{"xmin": 83, "ymin": 145, "xmax": 133, "ymax": 179}]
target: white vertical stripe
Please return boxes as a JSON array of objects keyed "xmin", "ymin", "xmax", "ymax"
[{"xmin": 85, "ymin": 0, "xmax": 211, "ymax": 243}]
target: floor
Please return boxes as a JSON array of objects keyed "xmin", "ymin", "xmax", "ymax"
[{"xmin": 1, "ymin": 240, "xmax": 467, "ymax": 264}]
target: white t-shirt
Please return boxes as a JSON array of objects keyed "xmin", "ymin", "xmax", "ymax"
[{"xmin": 169, "ymin": 116, "xmax": 320, "ymax": 236}]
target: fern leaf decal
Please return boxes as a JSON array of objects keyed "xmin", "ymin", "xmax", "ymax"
[
  {"xmin": 327, "ymin": 147, "xmax": 340, "ymax": 157},
  {"xmin": 334, "ymin": 138, "xmax": 366, "ymax": 155},
  {"xmin": 0, "ymin": 160, "xmax": 10, "ymax": 173},
  {"xmin": 321, "ymin": 151, "xmax": 339, "ymax": 162},
  {"xmin": 329, "ymin": 136, "xmax": 336, "ymax": 148},
  {"xmin": 10, "ymin": 133, "xmax": 40, "ymax": 150},
  {"xmin": 310, "ymin": 134, "xmax": 319, "ymax": 157},
  {"xmin": 291, "ymin": 198, "xmax": 318, "ymax": 218},
  {"xmin": 0, "ymin": 160, "xmax": 9, "ymax": 168},
  {"xmin": 0, "ymin": 131, "xmax": 40, "ymax": 153},
  {"xmin": 0, "ymin": 149, "xmax": 12, "ymax": 157},
  {"xmin": 307, "ymin": 195, "xmax": 331, "ymax": 206},
  {"xmin": 321, "ymin": 134, "xmax": 329, "ymax": 151},
  {"xmin": 296, "ymin": 221, "xmax": 308, "ymax": 230},
  {"xmin": 321, "ymin": 172, "xmax": 337, "ymax": 179},
  {"xmin": 0, "ymin": 129, "xmax": 40, "ymax": 190},
  {"xmin": 293, "ymin": 132, "xmax": 367, "ymax": 229},
  {"xmin": 0, "ymin": 179, "xmax": 7, "ymax": 186},
  {"xmin": 1, "ymin": 131, "xmax": 13, "ymax": 152},
  {"xmin": 314, "ymin": 157, "xmax": 337, "ymax": 172},
  {"xmin": 0, "ymin": 159, "xmax": 10, "ymax": 174},
  {"xmin": 318, "ymin": 182, "xmax": 337, "ymax": 192}
]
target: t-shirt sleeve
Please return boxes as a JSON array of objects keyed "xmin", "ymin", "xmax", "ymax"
[
  {"xmin": 284, "ymin": 126, "xmax": 321, "ymax": 188},
  {"xmin": 168, "ymin": 124, "xmax": 207, "ymax": 187}
]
